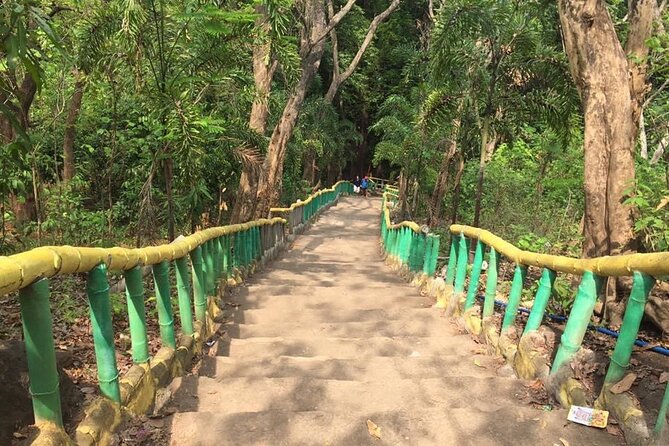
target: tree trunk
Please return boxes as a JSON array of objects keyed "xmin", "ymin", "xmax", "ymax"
[
  {"xmin": 62, "ymin": 71, "xmax": 86, "ymax": 183},
  {"xmin": 558, "ymin": 0, "xmax": 639, "ymax": 259},
  {"xmin": 429, "ymin": 115, "xmax": 461, "ymax": 226},
  {"xmin": 231, "ymin": 5, "xmax": 277, "ymax": 224},
  {"xmin": 164, "ymin": 156, "xmax": 176, "ymax": 241},
  {"xmin": 299, "ymin": 0, "xmax": 399, "ymax": 187},
  {"xmin": 450, "ymin": 152, "xmax": 465, "ymax": 225},
  {"xmin": 302, "ymin": 149, "xmax": 317, "ymax": 184},
  {"xmin": 558, "ymin": 0, "xmax": 656, "ymax": 326},
  {"xmin": 255, "ymin": 78, "xmax": 318, "ymax": 218},
  {"xmin": 324, "ymin": 0, "xmax": 401, "ymax": 103},
  {"xmin": 473, "ymin": 117, "xmax": 493, "ymax": 228},
  {"xmin": 254, "ymin": 0, "xmax": 357, "ymax": 217}
]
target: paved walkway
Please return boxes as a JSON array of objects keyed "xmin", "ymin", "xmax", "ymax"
[{"xmin": 167, "ymin": 196, "xmax": 617, "ymax": 445}]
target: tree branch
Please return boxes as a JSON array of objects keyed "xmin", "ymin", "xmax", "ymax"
[
  {"xmin": 325, "ymin": 0, "xmax": 401, "ymax": 102},
  {"xmin": 312, "ymin": 0, "xmax": 357, "ymax": 46}
]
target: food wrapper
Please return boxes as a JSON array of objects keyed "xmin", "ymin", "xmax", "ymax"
[{"xmin": 567, "ymin": 405, "xmax": 609, "ymax": 428}]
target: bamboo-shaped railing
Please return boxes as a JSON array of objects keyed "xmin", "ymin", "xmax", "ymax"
[
  {"xmin": 380, "ymin": 189, "xmax": 669, "ymax": 441},
  {"xmin": 0, "ymin": 181, "xmax": 350, "ymax": 435},
  {"xmin": 270, "ymin": 180, "xmax": 353, "ymax": 234},
  {"xmin": 445, "ymin": 225, "xmax": 669, "ymax": 438},
  {"xmin": 380, "ymin": 189, "xmax": 440, "ymax": 282}
]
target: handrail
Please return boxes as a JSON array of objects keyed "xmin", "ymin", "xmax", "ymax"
[
  {"xmin": 0, "ymin": 218, "xmax": 284, "ymax": 296},
  {"xmin": 380, "ymin": 192, "xmax": 439, "ymax": 277},
  {"xmin": 381, "ymin": 191, "xmax": 421, "ymax": 233},
  {"xmin": 443, "ymin": 224, "xmax": 669, "ymax": 441},
  {"xmin": 451, "ymin": 224, "xmax": 669, "ymax": 279},
  {"xmin": 379, "ymin": 196, "xmax": 669, "ymax": 442},
  {"xmin": 4, "ymin": 181, "xmax": 351, "ymax": 442},
  {"xmin": 270, "ymin": 181, "xmax": 353, "ymax": 234},
  {"xmin": 270, "ymin": 180, "xmax": 350, "ymax": 212}
]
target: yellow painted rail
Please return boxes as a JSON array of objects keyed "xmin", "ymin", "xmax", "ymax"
[
  {"xmin": 270, "ymin": 180, "xmax": 350, "ymax": 212},
  {"xmin": 450, "ymin": 224, "xmax": 669, "ymax": 279},
  {"xmin": 0, "ymin": 218, "xmax": 285, "ymax": 296},
  {"xmin": 382, "ymin": 191, "xmax": 421, "ymax": 233}
]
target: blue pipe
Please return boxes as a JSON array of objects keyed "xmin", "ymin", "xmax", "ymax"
[{"xmin": 477, "ymin": 296, "xmax": 669, "ymax": 357}]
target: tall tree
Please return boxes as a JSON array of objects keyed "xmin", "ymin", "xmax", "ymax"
[
  {"xmin": 230, "ymin": 3, "xmax": 277, "ymax": 224},
  {"xmin": 253, "ymin": 0, "xmax": 357, "ymax": 218},
  {"xmin": 557, "ymin": 0, "xmax": 659, "ymax": 324},
  {"xmin": 302, "ymin": 0, "xmax": 400, "ymax": 185}
]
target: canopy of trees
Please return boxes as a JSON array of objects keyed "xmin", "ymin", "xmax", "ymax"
[{"xmin": 1, "ymin": 1, "xmax": 668, "ymax": 326}]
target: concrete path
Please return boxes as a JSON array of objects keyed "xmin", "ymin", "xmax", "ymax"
[{"xmin": 167, "ymin": 197, "xmax": 619, "ymax": 445}]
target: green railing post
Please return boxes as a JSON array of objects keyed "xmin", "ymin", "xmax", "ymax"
[
  {"xmin": 464, "ymin": 239, "xmax": 485, "ymax": 310},
  {"xmin": 213, "ymin": 237, "xmax": 222, "ymax": 282},
  {"xmin": 222, "ymin": 235, "xmax": 229, "ymax": 278},
  {"xmin": 656, "ymin": 382, "xmax": 669, "ymax": 437},
  {"xmin": 153, "ymin": 260, "xmax": 176, "ymax": 349},
  {"xmin": 18, "ymin": 278, "xmax": 63, "ymax": 426},
  {"xmin": 422, "ymin": 235, "xmax": 434, "ymax": 275},
  {"xmin": 445, "ymin": 234, "xmax": 459, "ymax": 286},
  {"xmin": 453, "ymin": 234, "xmax": 469, "ymax": 297},
  {"xmin": 389, "ymin": 229, "xmax": 397, "ymax": 258},
  {"xmin": 523, "ymin": 268, "xmax": 557, "ymax": 334},
  {"xmin": 232, "ymin": 232, "xmax": 239, "ymax": 269},
  {"xmin": 501, "ymin": 264, "xmax": 528, "ymax": 332},
  {"xmin": 482, "ymin": 247, "xmax": 499, "ymax": 318},
  {"xmin": 205, "ymin": 240, "xmax": 216, "ymax": 294},
  {"xmin": 551, "ymin": 271, "xmax": 601, "ymax": 374},
  {"xmin": 604, "ymin": 272, "xmax": 655, "ymax": 384},
  {"xmin": 124, "ymin": 266, "xmax": 150, "ymax": 363},
  {"xmin": 175, "ymin": 256, "xmax": 194, "ymax": 337},
  {"xmin": 87, "ymin": 264, "xmax": 121, "ymax": 403},
  {"xmin": 190, "ymin": 246, "xmax": 206, "ymax": 323},
  {"xmin": 413, "ymin": 233, "xmax": 426, "ymax": 272}
]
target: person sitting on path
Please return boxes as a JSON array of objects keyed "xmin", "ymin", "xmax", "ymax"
[{"xmin": 361, "ymin": 176, "xmax": 369, "ymax": 197}]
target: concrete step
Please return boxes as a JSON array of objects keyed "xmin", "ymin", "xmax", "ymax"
[
  {"xmin": 223, "ymin": 292, "xmax": 433, "ymax": 311},
  {"xmin": 168, "ymin": 406, "xmax": 618, "ymax": 446},
  {"xmin": 228, "ymin": 307, "xmax": 439, "ymax": 325},
  {"xmin": 221, "ymin": 319, "xmax": 452, "ymax": 339},
  {"xmin": 248, "ymin": 264, "xmax": 402, "ymax": 283},
  {"xmin": 167, "ymin": 376, "xmax": 521, "ymax": 415},
  {"xmin": 218, "ymin": 336, "xmax": 469, "ymax": 359},
  {"xmin": 200, "ymin": 354, "xmax": 502, "ymax": 381},
  {"xmin": 236, "ymin": 275, "xmax": 415, "ymax": 289}
]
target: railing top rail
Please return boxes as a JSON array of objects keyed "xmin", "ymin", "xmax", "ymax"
[
  {"xmin": 0, "ymin": 217, "xmax": 287, "ymax": 296},
  {"xmin": 270, "ymin": 180, "xmax": 349, "ymax": 213},
  {"xmin": 369, "ymin": 176, "xmax": 397, "ymax": 185},
  {"xmin": 451, "ymin": 224, "xmax": 669, "ymax": 279},
  {"xmin": 382, "ymin": 191, "xmax": 421, "ymax": 233}
]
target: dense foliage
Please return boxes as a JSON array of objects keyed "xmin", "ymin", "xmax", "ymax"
[{"xmin": 1, "ymin": 0, "xmax": 667, "ymax": 262}]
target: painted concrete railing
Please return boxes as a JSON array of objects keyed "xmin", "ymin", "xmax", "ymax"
[
  {"xmin": 270, "ymin": 180, "xmax": 353, "ymax": 234},
  {"xmin": 445, "ymin": 225, "xmax": 669, "ymax": 444},
  {"xmin": 380, "ymin": 191, "xmax": 440, "ymax": 284},
  {"xmin": 0, "ymin": 182, "xmax": 349, "ymax": 444},
  {"xmin": 379, "ymin": 190, "xmax": 668, "ymax": 444}
]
